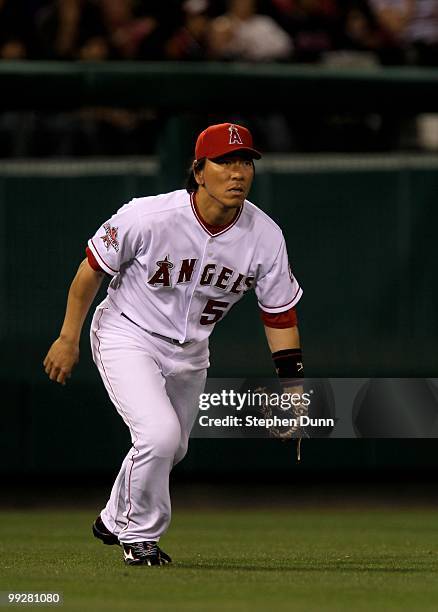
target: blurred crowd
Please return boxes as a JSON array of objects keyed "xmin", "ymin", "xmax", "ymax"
[
  {"xmin": 1, "ymin": 0, "xmax": 438, "ymax": 66},
  {"xmin": 1, "ymin": 0, "xmax": 438, "ymax": 158}
]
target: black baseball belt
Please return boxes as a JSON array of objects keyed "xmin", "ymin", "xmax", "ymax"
[{"xmin": 121, "ymin": 312, "xmax": 192, "ymax": 347}]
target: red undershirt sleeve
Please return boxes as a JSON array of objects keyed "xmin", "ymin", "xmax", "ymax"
[
  {"xmin": 86, "ymin": 245, "xmax": 103, "ymax": 272},
  {"xmin": 260, "ymin": 307, "xmax": 298, "ymax": 329}
]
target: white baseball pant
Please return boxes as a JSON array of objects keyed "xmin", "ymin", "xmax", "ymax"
[{"xmin": 90, "ymin": 297, "xmax": 208, "ymax": 543}]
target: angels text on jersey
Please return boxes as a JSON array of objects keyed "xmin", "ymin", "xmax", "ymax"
[{"xmin": 147, "ymin": 255, "xmax": 254, "ymax": 295}]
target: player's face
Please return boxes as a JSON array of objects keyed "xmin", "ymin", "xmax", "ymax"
[{"xmin": 200, "ymin": 154, "xmax": 255, "ymax": 208}]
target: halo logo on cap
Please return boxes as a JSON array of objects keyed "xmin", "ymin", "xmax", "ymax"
[
  {"xmin": 195, "ymin": 123, "xmax": 262, "ymax": 161},
  {"xmin": 229, "ymin": 125, "xmax": 243, "ymax": 145}
]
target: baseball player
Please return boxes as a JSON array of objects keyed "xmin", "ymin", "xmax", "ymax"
[{"xmin": 43, "ymin": 123, "xmax": 303, "ymax": 566}]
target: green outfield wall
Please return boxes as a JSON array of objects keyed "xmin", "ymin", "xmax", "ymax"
[
  {"xmin": 1, "ymin": 62, "xmax": 438, "ymax": 112},
  {"xmin": 1, "ymin": 155, "xmax": 437, "ymax": 474}
]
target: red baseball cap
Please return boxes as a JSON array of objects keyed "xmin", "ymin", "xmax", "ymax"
[{"xmin": 195, "ymin": 123, "xmax": 262, "ymax": 161}]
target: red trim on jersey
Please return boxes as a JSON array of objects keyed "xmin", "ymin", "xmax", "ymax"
[
  {"xmin": 259, "ymin": 286, "xmax": 302, "ymax": 311},
  {"xmin": 261, "ymin": 307, "xmax": 298, "ymax": 329},
  {"xmin": 190, "ymin": 192, "xmax": 243, "ymax": 237},
  {"xmin": 86, "ymin": 246, "xmax": 103, "ymax": 272},
  {"xmin": 90, "ymin": 238, "xmax": 118, "ymax": 274}
]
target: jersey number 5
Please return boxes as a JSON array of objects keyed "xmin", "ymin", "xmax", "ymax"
[{"xmin": 200, "ymin": 299, "xmax": 229, "ymax": 325}]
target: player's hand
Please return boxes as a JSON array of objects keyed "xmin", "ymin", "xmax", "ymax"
[{"xmin": 43, "ymin": 337, "xmax": 80, "ymax": 386}]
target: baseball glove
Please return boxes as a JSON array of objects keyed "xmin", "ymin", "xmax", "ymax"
[{"xmin": 252, "ymin": 384, "xmax": 308, "ymax": 462}]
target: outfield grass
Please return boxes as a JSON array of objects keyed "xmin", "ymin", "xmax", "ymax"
[{"xmin": 1, "ymin": 507, "xmax": 438, "ymax": 611}]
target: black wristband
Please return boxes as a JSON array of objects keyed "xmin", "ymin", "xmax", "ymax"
[{"xmin": 272, "ymin": 348, "xmax": 304, "ymax": 379}]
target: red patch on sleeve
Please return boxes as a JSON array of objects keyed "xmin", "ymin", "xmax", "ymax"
[
  {"xmin": 86, "ymin": 246, "xmax": 103, "ymax": 272},
  {"xmin": 261, "ymin": 307, "xmax": 298, "ymax": 329}
]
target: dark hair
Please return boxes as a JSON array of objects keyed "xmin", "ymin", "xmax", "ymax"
[{"xmin": 186, "ymin": 158, "xmax": 205, "ymax": 193}]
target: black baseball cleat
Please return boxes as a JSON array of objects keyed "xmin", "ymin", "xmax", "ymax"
[
  {"xmin": 122, "ymin": 541, "xmax": 172, "ymax": 566},
  {"xmin": 92, "ymin": 516, "xmax": 120, "ymax": 546}
]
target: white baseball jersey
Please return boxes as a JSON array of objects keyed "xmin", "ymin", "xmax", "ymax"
[{"xmin": 88, "ymin": 189, "xmax": 302, "ymax": 344}]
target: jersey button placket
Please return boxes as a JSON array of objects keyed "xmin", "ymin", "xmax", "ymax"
[
  {"xmin": 206, "ymin": 235, "xmax": 214, "ymax": 258},
  {"xmin": 184, "ymin": 236, "xmax": 210, "ymax": 340}
]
